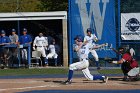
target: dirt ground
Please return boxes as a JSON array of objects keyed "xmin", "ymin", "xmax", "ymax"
[{"xmin": 0, "ymin": 77, "xmax": 140, "ymax": 93}]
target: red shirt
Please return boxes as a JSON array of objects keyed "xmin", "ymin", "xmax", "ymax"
[
  {"xmin": 122, "ymin": 53, "xmax": 138, "ymax": 68},
  {"xmin": 122, "ymin": 53, "xmax": 132, "ymax": 62}
]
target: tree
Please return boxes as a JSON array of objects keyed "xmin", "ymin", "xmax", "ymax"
[
  {"xmin": 121, "ymin": 0, "xmax": 140, "ymax": 13},
  {"xmin": 0, "ymin": 0, "xmax": 41, "ymax": 12},
  {"xmin": 38, "ymin": 0, "xmax": 68, "ymax": 11}
]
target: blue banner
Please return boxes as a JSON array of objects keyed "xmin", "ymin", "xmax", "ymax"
[{"xmin": 69, "ymin": 0, "xmax": 116, "ymax": 63}]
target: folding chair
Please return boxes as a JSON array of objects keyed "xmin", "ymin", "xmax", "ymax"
[{"xmin": 31, "ymin": 51, "xmax": 42, "ymax": 67}]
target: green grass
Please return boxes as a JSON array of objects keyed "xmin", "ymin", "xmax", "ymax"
[
  {"xmin": 98, "ymin": 69, "xmax": 123, "ymax": 74},
  {"xmin": 0, "ymin": 68, "xmax": 68, "ymax": 76},
  {"xmin": 0, "ymin": 68, "xmax": 123, "ymax": 76}
]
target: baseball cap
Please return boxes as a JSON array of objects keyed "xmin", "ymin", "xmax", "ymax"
[
  {"xmin": 1, "ymin": 30, "xmax": 6, "ymax": 34},
  {"xmin": 23, "ymin": 28, "xmax": 27, "ymax": 32},
  {"xmin": 12, "ymin": 29, "xmax": 16, "ymax": 32}
]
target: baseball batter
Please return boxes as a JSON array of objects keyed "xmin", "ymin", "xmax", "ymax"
[
  {"xmin": 33, "ymin": 32, "xmax": 48, "ymax": 66},
  {"xmin": 84, "ymin": 28, "xmax": 100, "ymax": 69},
  {"xmin": 63, "ymin": 36, "xmax": 108, "ymax": 85},
  {"xmin": 46, "ymin": 39, "xmax": 58, "ymax": 66}
]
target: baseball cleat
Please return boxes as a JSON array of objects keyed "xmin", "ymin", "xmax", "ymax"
[
  {"xmin": 103, "ymin": 76, "xmax": 108, "ymax": 83},
  {"xmin": 62, "ymin": 80, "xmax": 72, "ymax": 85}
]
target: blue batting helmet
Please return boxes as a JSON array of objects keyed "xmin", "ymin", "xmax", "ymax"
[
  {"xmin": 74, "ymin": 35, "xmax": 83, "ymax": 42},
  {"xmin": 87, "ymin": 28, "xmax": 92, "ymax": 33}
]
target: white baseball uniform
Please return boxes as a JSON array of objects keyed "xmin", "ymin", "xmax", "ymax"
[
  {"xmin": 70, "ymin": 44, "xmax": 94, "ymax": 80},
  {"xmin": 84, "ymin": 34, "xmax": 99, "ymax": 61},
  {"xmin": 47, "ymin": 44, "xmax": 58, "ymax": 59},
  {"xmin": 33, "ymin": 36, "xmax": 48, "ymax": 57}
]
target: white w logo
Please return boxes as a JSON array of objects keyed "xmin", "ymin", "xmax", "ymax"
[{"xmin": 76, "ymin": 0, "xmax": 109, "ymax": 40}]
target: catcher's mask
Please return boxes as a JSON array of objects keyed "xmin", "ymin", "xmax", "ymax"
[{"xmin": 118, "ymin": 47, "xmax": 127, "ymax": 55}]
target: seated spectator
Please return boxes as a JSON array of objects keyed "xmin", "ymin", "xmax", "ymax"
[{"xmin": 18, "ymin": 28, "xmax": 32, "ymax": 67}]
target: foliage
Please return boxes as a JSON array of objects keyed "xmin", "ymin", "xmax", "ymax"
[
  {"xmin": 0, "ymin": 0, "xmax": 41, "ymax": 12},
  {"xmin": 38, "ymin": 0, "xmax": 68, "ymax": 11},
  {"xmin": 121, "ymin": 0, "xmax": 140, "ymax": 13}
]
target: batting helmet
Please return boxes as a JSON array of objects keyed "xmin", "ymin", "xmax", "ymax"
[
  {"xmin": 74, "ymin": 35, "xmax": 83, "ymax": 42},
  {"xmin": 87, "ymin": 28, "xmax": 92, "ymax": 33}
]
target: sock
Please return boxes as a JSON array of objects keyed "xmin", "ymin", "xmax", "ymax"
[
  {"xmin": 68, "ymin": 70, "xmax": 73, "ymax": 81},
  {"xmin": 95, "ymin": 61, "xmax": 99, "ymax": 67},
  {"xmin": 54, "ymin": 58, "xmax": 57, "ymax": 65},
  {"xmin": 93, "ymin": 75, "xmax": 104, "ymax": 80},
  {"xmin": 44, "ymin": 58, "xmax": 48, "ymax": 64}
]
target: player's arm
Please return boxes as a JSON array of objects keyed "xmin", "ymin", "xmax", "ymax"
[
  {"xmin": 33, "ymin": 37, "xmax": 37, "ymax": 46},
  {"xmin": 44, "ymin": 37, "xmax": 48, "ymax": 47},
  {"xmin": 93, "ymin": 34, "xmax": 98, "ymax": 42},
  {"xmin": 33, "ymin": 37, "xmax": 37, "ymax": 50},
  {"xmin": 15, "ymin": 35, "xmax": 19, "ymax": 44},
  {"xmin": 83, "ymin": 37, "xmax": 88, "ymax": 45},
  {"xmin": 74, "ymin": 44, "xmax": 83, "ymax": 52},
  {"xmin": 25, "ymin": 35, "xmax": 32, "ymax": 44},
  {"xmin": 111, "ymin": 58, "xmax": 124, "ymax": 64},
  {"xmin": 3, "ymin": 37, "xmax": 11, "ymax": 45}
]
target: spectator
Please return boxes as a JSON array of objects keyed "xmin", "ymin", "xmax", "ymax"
[
  {"xmin": 9, "ymin": 29, "xmax": 19, "ymax": 67},
  {"xmin": 18, "ymin": 28, "xmax": 32, "ymax": 67},
  {"xmin": 9, "ymin": 29, "xmax": 19, "ymax": 44},
  {"xmin": 0, "ymin": 30, "xmax": 11, "ymax": 67}
]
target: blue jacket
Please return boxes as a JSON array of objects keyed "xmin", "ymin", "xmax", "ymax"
[
  {"xmin": 19, "ymin": 34, "xmax": 32, "ymax": 44},
  {"xmin": 0, "ymin": 36, "xmax": 11, "ymax": 44}
]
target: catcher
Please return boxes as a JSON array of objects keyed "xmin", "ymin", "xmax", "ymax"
[{"xmin": 110, "ymin": 47, "xmax": 139, "ymax": 81}]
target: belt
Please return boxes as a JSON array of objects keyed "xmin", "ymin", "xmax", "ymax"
[{"xmin": 81, "ymin": 58, "xmax": 88, "ymax": 61}]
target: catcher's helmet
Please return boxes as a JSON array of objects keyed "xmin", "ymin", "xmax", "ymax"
[
  {"xmin": 74, "ymin": 35, "xmax": 83, "ymax": 42},
  {"xmin": 87, "ymin": 28, "xmax": 92, "ymax": 33}
]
